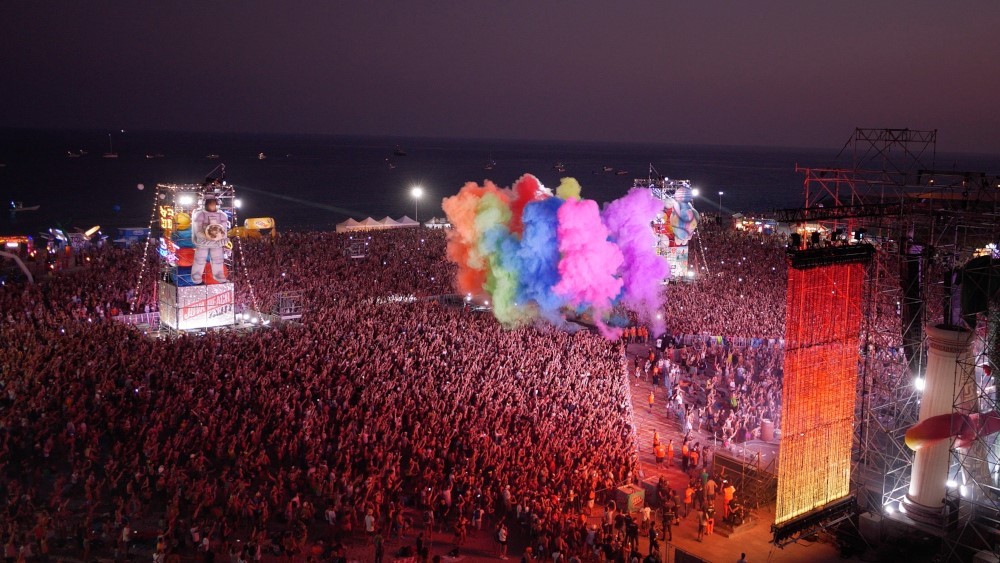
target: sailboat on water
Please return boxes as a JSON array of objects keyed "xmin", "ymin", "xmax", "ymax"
[{"xmin": 103, "ymin": 133, "xmax": 118, "ymax": 159}]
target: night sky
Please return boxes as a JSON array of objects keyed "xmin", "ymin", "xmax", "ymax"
[{"xmin": 2, "ymin": 1, "xmax": 998, "ymax": 152}]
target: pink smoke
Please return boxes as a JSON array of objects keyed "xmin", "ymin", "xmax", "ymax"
[{"xmin": 554, "ymin": 198, "xmax": 624, "ymax": 326}]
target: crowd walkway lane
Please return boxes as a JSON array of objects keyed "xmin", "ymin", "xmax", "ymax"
[{"xmin": 623, "ymin": 342, "xmax": 859, "ymax": 563}]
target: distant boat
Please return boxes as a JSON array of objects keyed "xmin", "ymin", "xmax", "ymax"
[
  {"xmin": 258, "ymin": 152, "xmax": 267, "ymax": 160},
  {"xmin": 103, "ymin": 133, "xmax": 118, "ymax": 159},
  {"xmin": 66, "ymin": 150, "xmax": 83, "ymax": 158},
  {"xmin": 385, "ymin": 158, "xmax": 396, "ymax": 170},
  {"xmin": 616, "ymin": 169, "xmax": 629, "ymax": 176},
  {"xmin": 206, "ymin": 154, "xmax": 220, "ymax": 160},
  {"xmin": 10, "ymin": 201, "xmax": 40, "ymax": 212},
  {"xmin": 484, "ymin": 157, "xmax": 496, "ymax": 171},
  {"xmin": 553, "ymin": 162, "xmax": 566, "ymax": 173},
  {"xmin": 393, "ymin": 145, "xmax": 407, "ymax": 157},
  {"xmin": 146, "ymin": 154, "xmax": 156, "ymax": 159},
  {"xmin": 603, "ymin": 166, "xmax": 614, "ymax": 172}
]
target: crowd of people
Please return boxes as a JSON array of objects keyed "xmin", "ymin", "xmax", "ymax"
[
  {"xmin": 663, "ymin": 221, "xmax": 788, "ymax": 340},
  {"xmin": 651, "ymin": 337, "xmax": 784, "ymax": 449},
  {"xmin": 0, "ymin": 218, "xmax": 797, "ymax": 561},
  {"xmin": 0, "ymin": 229, "xmax": 641, "ymax": 561}
]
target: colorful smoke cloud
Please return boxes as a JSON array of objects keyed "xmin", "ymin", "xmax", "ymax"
[{"xmin": 442, "ymin": 175, "xmax": 670, "ymax": 339}]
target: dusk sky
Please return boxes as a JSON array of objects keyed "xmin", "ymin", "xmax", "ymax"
[{"xmin": 2, "ymin": 1, "xmax": 998, "ymax": 152}]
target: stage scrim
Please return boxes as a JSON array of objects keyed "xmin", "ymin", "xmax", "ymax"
[{"xmin": 775, "ymin": 249, "xmax": 868, "ymax": 526}]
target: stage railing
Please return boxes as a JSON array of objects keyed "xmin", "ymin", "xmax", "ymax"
[{"xmin": 113, "ymin": 311, "xmax": 161, "ymax": 329}]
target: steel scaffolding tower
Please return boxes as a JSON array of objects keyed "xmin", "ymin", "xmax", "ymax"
[{"xmin": 780, "ymin": 128, "xmax": 1000, "ymax": 559}]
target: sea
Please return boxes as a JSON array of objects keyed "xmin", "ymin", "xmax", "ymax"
[{"xmin": 2, "ymin": 128, "xmax": 998, "ymax": 236}]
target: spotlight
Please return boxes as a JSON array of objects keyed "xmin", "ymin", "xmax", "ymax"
[
  {"xmin": 946, "ymin": 479, "xmax": 957, "ymax": 488},
  {"xmin": 234, "ymin": 198, "xmax": 242, "ymax": 208},
  {"xmin": 178, "ymin": 194, "xmax": 194, "ymax": 205},
  {"xmin": 692, "ymin": 188, "xmax": 700, "ymax": 197},
  {"xmin": 914, "ymin": 377, "xmax": 926, "ymax": 392}
]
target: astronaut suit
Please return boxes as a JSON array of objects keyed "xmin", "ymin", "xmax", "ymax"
[{"xmin": 191, "ymin": 197, "xmax": 230, "ymax": 284}]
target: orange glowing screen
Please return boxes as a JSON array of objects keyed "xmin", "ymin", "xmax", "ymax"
[{"xmin": 775, "ymin": 261, "xmax": 865, "ymax": 525}]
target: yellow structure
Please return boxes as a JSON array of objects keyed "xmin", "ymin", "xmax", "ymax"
[{"xmin": 229, "ymin": 217, "xmax": 277, "ymax": 239}]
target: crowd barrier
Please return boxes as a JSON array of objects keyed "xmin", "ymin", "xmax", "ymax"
[
  {"xmin": 113, "ymin": 312, "xmax": 160, "ymax": 329},
  {"xmin": 674, "ymin": 333, "xmax": 785, "ymax": 349}
]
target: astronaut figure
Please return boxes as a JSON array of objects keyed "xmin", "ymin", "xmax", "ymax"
[{"xmin": 191, "ymin": 196, "xmax": 230, "ymax": 284}]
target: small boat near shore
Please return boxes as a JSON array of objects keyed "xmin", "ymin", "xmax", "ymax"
[{"xmin": 10, "ymin": 201, "xmax": 40, "ymax": 212}]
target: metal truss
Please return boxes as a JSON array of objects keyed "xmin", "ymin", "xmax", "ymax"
[{"xmin": 785, "ymin": 128, "xmax": 1000, "ymax": 559}]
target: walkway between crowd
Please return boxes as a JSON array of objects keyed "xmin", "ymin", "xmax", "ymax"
[{"xmin": 623, "ymin": 343, "xmax": 855, "ymax": 563}]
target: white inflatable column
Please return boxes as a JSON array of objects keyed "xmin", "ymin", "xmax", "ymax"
[{"xmin": 904, "ymin": 324, "xmax": 974, "ymax": 524}]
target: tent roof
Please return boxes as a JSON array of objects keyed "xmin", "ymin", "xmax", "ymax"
[
  {"xmin": 378, "ymin": 216, "xmax": 400, "ymax": 226},
  {"xmin": 396, "ymin": 216, "xmax": 419, "ymax": 225},
  {"xmin": 358, "ymin": 217, "xmax": 381, "ymax": 226}
]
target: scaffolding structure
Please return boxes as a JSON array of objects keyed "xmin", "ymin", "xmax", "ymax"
[
  {"xmin": 777, "ymin": 128, "xmax": 1000, "ymax": 559},
  {"xmin": 273, "ymin": 290, "xmax": 304, "ymax": 321}
]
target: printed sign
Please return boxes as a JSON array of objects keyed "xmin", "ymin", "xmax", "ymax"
[{"xmin": 159, "ymin": 282, "xmax": 235, "ymax": 330}]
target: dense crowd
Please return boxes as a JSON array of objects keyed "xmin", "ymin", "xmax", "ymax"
[
  {"xmin": 663, "ymin": 221, "xmax": 788, "ymax": 340},
  {"xmin": 0, "ymin": 229, "xmax": 640, "ymax": 561},
  {"xmin": 0, "ymin": 221, "xmax": 796, "ymax": 561}
]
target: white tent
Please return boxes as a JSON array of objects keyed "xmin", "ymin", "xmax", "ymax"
[
  {"xmin": 335, "ymin": 217, "xmax": 362, "ymax": 233},
  {"xmin": 337, "ymin": 216, "xmax": 423, "ymax": 233}
]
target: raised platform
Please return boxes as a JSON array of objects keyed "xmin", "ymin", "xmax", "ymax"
[
  {"xmin": 716, "ymin": 516, "xmax": 759, "ymax": 539},
  {"xmin": 158, "ymin": 280, "xmax": 235, "ymax": 330}
]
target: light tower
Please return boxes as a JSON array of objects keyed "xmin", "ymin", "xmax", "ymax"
[{"xmin": 411, "ymin": 186, "xmax": 424, "ymax": 222}]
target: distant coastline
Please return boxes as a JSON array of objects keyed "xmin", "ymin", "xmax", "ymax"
[{"xmin": 1, "ymin": 128, "xmax": 998, "ymax": 237}]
